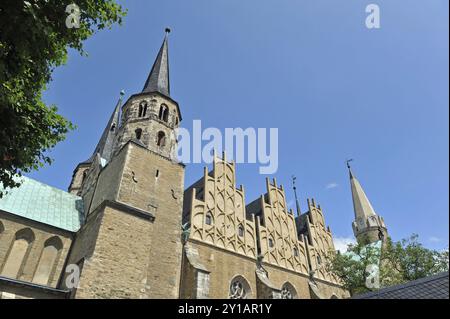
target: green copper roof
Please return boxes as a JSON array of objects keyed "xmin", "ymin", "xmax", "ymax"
[{"xmin": 0, "ymin": 176, "xmax": 84, "ymax": 232}]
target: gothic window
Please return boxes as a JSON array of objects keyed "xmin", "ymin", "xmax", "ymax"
[
  {"xmin": 293, "ymin": 247, "xmax": 299, "ymax": 257},
  {"xmin": 159, "ymin": 104, "xmax": 169, "ymax": 122},
  {"xmin": 238, "ymin": 224, "xmax": 244, "ymax": 237},
  {"xmin": 317, "ymin": 255, "xmax": 322, "ymax": 265},
  {"xmin": 229, "ymin": 275, "xmax": 251, "ymax": 299},
  {"xmin": 135, "ymin": 128, "xmax": 143, "ymax": 140},
  {"xmin": 1, "ymin": 228, "xmax": 35, "ymax": 279},
  {"xmin": 157, "ymin": 131, "xmax": 166, "ymax": 147},
  {"xmin": 138, "ymin": 102, "xmax": 148, "ymax": 117},
  {"xmin": 281, "ymin": 283, "xmax": 297, "ymax": 299},
  {"xmin": 110, "ymin": 123, "xmax": 116, "ymax": 132},
  {"xmin": 268, "ymin": 237, "xmax": 274, "ymax": 248},
  {"xmin": 32, "ymin": 236, "xmax": 63, "ymax": 285},
  {"xmin": 205, "ymin": 212, "xmax": 213, "ymax": 226}
]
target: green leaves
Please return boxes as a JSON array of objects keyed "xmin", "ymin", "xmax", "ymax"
[
  {"xmin": 326, "ymin": 235, "xmax": 449, "ymax": 296},
  {"xmin": 0, "ymin": 0, "xmax": 126, "ymax": 197}
]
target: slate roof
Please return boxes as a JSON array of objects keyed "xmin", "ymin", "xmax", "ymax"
[
  {"xmin": 353, "ymin": 272, "xmax": 449, "ymax": 299},
  {"xmin": 0, "ymin": 176, "xmax": 84, "ymax": 232},
  {"xmin": 142, "ymin": 31, "xmax": 170, "ymax": 97}
]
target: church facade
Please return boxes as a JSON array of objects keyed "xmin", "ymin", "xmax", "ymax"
[{"xmin": 0, "ymin": 32, "xmax": 386, "ymax": 299}]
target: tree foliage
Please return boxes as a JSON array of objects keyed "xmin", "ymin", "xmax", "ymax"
[
  {"xmin": 326, "ymin": 234, "xmax": 449, "ymax": 296},
  {"xmin": 0, "ymin": 0, "xmax": 126, "ymax": 196}
]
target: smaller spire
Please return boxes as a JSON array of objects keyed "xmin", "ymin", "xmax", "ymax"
[
  {"xmin": 292, "ymin": 175, "xmax": 302, "ymax": 216},
  {"xmin": 84, "ymin": 91, "xmax": 123, "ymax": 164},
  {"xmin": 348, "ymin": 162, "xmax": 377, "ymax": 220}
]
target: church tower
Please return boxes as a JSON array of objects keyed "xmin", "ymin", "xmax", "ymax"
[
  {"xmin": 64, "ymin": 29, "xmax": 185, "ymax": 298},
  {"xmin": 347, "ymin": 163, "xmax": 388, "ymax": 245}
]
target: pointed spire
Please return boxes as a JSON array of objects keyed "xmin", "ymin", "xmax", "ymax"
[
  {"xmin": 84, "ymin": 91, "xmax": 124, "ymax": 164},
  {"xmin": 142, "ymin": 28, "xmax": 171, "ymax": 96},
  {"xmin": 347, "ymin": 162, "xmax": 377, "ymax": 221},
  {"xmin": 292, "ymin": 175, "xmax": 302, "ymax": 216}
]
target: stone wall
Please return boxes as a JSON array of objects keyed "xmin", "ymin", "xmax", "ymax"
[{"xmin": 0, "ymin": 212, "xmax": 73, "ymax": 289}]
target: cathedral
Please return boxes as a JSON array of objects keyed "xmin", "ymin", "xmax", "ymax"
[{"xmin": 0, "ymin": 31, "xmax": 388, "ymax": 299}]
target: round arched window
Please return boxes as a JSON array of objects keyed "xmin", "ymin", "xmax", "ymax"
[
  {"xmin": 229, "ymin": 276, "xmax": 251, "ymax": 299},
  {"xmin": 281, "ymin": 283, "xmax": 296, "ymax": 299}
]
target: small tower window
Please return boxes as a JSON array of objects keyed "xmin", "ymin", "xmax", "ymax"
[
  {"xmin": 110, "ymin": 123, "xmax": 116, "ymax": 132},
  {"xmin": 157, "ymin": 131, "xmax": 166, "ymax": 147},
  {"xmin": 317, "ymin": 255, "xmax": 322, "ymax": 265},
  {"xmin": 155, "ymin": 169, "xmax": 160, "ymax": 178},
  {"xmin": 268, "ymin": 237, "xmax": 274, "ymax": 248},
  {"xmin": 159, "ymin": 105, "xmax": 169, "ymax": 122},
  {"xmin": 205, "ymin": 212, "xmax": 213, "ymax": 226},
  {"xmin": 135, "ymin": 128, "xmax": 143, "ymax": 140},
  {"xmin": 138, "ymin": 102, "xmax": 148, "ymax": 117},
  {"xmin": 238, "ymin": 224, "xmax": 244, "ymax": 237},
  {"xmin": 293, "ymin": 247, "xmax": 299, "ymax": 257}
]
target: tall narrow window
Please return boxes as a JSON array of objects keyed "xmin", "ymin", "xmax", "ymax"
[
  {"xmin": 135, "ymin": 128, "xmax": 143, "ymax": 140},
  {"xmin": 317, "ymin": 255, "xmax": 322, "ymax": 265},
  {"xmin": 138, "ymin": 102, "xmax": 148, "ymax": 117},
  {"xmin": 205, "ymin": 212, "xmax": 213, "ymax": 226},
  {"xmin": 238, "ymin": 224, "xmax": 244, "ymax": 237},
  {"xmin": 159, "ymin": 105, "xmax": 169, "ymax": 122},
  {"xmin": 268, "ymin": 237, "xmax": 274, "ymax": 248},
  {"xmin": 32, "ymin": 237, "xmax": 63, "ymax": 285},
  {"xmin": 1, "ymin": 228, "xmax": 35, "ymax": 279},
  {"xmin": 157, "ymin": 131, "xmax": 166, "ymax": 147}
]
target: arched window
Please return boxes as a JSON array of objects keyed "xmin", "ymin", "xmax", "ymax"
[
  {"xmin": 205, "ymin": 212, "xmax": 213, "ymax": 226},
  {"xmin": 229, "ymin": 275, "xmax": 252, "ymax": 299},
  {"xmin": 157, "ymin": 131, "xmax": 166, "ymax": 147},
  {"xmin": 138, "ymin": 102, "xmax": 148, "ymax": 117},
  {"xmin": 82, "ymin": 170, "xmax": 88, "ymax": 183},
  {"xmin": 159, "ymin": 105, "xmax": 169, "ymax": 122},
  {"xmin": 135, "ymin": 128, "xmax": 143, "ymax": 140},
  {"xmin": 1, "ymin": 228, "xmax": 35, "ymax": 279},
  {"xmin": 268, "ymin": 237, "xmax": 274, "ymax": 248},
  {"xmin": 32, "ymin": 236, "xmax": 63, "ymax": 285},
  {"xmin": 238, "ymin": 224, "xmax": 244, "ymax": 237},
  {"xmin": 110, "ymin": 123, "xmax": 116, "ymax": 132},
  {"xmin": 293, "ymin": 247, "xmax": 299, "ymax": 257},
  {"xmin": 317, "ymin": 255, "xmax": 322, "ymax": 265},
  {"xmin": 281, "ymin": 282, "xmax": 297, "ymax": 299}
]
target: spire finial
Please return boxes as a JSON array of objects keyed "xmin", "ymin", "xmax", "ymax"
[
  {"xmin": 292, "ymin": 175, "xmax": 302, "ymax": 216},
  {"xmin": 165, "ymin": 27, "xmax": 171, "ymax": 35},
  {"xmin": 119, "ymin": 89, "xmax": 125, "ymax": 99},
  {"xmin": 346, "ymin": 158, "xmax": 354, "ymax": 169}
]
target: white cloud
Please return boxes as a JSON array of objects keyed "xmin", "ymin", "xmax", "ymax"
[
  {"xmin": 428, "ymin": 236, "xmax": 441, "ymax": 243},
  {"xmin": 326, "ymin": 182, "xmax": 339, "ymax": 189},
  {"xmin": 333, "ymin": 237, "xmax": 356, "ymax": 253}
]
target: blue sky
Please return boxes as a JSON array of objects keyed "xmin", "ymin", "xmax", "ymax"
[{"xmin": 28, "ymin": 0, "xmax": 448, "ymax": 250}]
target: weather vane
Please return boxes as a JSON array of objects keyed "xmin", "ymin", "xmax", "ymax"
[{"xmin": 346, "ymin": 158, "xmax": 354, "ymax": 169}]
